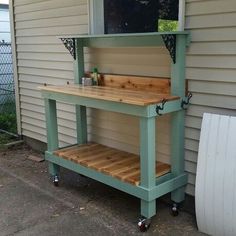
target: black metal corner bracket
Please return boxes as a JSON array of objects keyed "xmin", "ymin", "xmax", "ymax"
[
  {"xmin": 61, "ymin": 38, "xmax": 76, "ymax": 60},
  {"xmin": 162, "ymin": 34, "xmax": 176, "ymax": 64},
  {"xmin": 156, "ymin": 99, "xmax": 167, "ymax": 116},
  {"xmin": 181, "ymin": 92, "xmax": 192, "ymax": 110}
]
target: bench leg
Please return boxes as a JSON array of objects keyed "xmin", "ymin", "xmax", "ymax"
[
  {"xmin": 171, "ymin": 186, "xmax": 185, "ymax": 203},
  {"xmin": 48, "ymin": 162, "xmax": 60, "ymax": 176},
  {"xmin": 171, "ymin": 110, "xmax": 186, "ymax": 203},
  {"xmin": 141, "ymin": 199, "xmax": 156, "ymax": 218},
  {"xmin": 140, "ymin": 117, "xmax": 156, "ymax": 218},
  {"xmin": 44, "ymin": 98, "xmax": 59, "ymax": 152},
  {"xmin": 48, "ymin": 162, "xmax": 60, "ymax": 186}
]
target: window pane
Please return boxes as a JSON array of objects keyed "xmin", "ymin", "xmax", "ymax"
[
  {"xmin": 104, "ymin": 0, "xmax": 179, "ymax": 34},
  {"xmin": 159, "ymin": 0, "xmax": 179, "ymax": 21}
]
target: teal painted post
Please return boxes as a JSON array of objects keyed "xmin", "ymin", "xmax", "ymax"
[
  {"xmin": 76, "ymin": 105, "xmax": 87, "ymax": 144},
  {"xmin": 44, "ymin": 98, "xmax": 60, "ymax": 176},
  {"xmin": 74, "ymin": 39, "xmax": 87, "ymax": 144},
  {"xmin": 74, "ymin": 39, "xmax": 84, "ymax": 84},
  {"xmin": 170, "ymin": 34, "xmax": 187, "ymax": 203},
  {"xmin": 140, "ymin": 116, "xmax": 156, "ymax": 218}
]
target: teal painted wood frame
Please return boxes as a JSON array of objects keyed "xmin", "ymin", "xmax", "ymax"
[
  {"xmin": 60, "ymin": 31, "xmax": 189, "ymax": 48},
  {"xmin": 140, "ymin": 116, "xmax": 156, "ymax": 217},
  {"xmin": 44, "ymin": 99, "xmax": 58, "ymax": 152},
  {"xmin": 170, "ymin": 34, "xmax": 188, "ymax": 203},
  {"xmin": 45, "ymin": 151, "xmax": 188, "ymax": 202},
  {"xmin": 44, "ymin": 98, "xmax": 60, "ymax": 176},
  {"xmin": 74, "ymin": 39, "xmax": 87, "ymax": 145},
  {"xmin": 43, "ymin": 32, "xmax": 190, "ymax": 219},
  {"xmin": 41, "ymin": 90, "xmax": 182, "ymax": 118}
]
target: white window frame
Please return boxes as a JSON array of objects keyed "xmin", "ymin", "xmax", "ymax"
[
  {"xmin": 88, "ymin": 0, "xmax": 104, "ymax": 34},
  {"xmin": 178, "ymin": 0, "xmax": 185, "ymax": 31},
  {"xmin": 88, "ymin": 0, "xmax": 185, "ymax": 34}
]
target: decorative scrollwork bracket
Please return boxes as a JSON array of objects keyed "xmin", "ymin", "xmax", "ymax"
[
  {"xmin": 61, "ymin": 38, "xmax": 76, "ymax": 60},
  {"xmin": 162, "ymin": 34, "xmax": 176, "ymax": 64}
]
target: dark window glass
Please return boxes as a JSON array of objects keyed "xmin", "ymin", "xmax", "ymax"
[{"xmin": 104, "ymin": 0, "xmax": 179, "ymax": 34}]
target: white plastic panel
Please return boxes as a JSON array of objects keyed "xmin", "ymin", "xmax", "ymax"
[{"xmin": 196, "ymin": 113, "xmax": 236, "ymax": 236}]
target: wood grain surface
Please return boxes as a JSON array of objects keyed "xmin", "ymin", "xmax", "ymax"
[{"xmin": 54, "ymin": 143, "xmax": 170, "ymax": 186}]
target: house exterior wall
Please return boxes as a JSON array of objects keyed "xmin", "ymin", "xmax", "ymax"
[
  {"xmin": 184, "ymin": 0, "xmax": 236, "ymax": 195},
  {"xmin": 12, "ymin": 0, "xmax": 88, "ymax": 144},
  {"xmin": 11, "ymin": 0, "xmax": 236, "ymax": 196}
]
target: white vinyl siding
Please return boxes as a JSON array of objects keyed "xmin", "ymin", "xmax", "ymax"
[
  {"xmin": 185, "ymin": 0, "xmax": 236, "ymax": 195},
  {"xmin": 88, "ymin": 46, "xmax": 171, "ymax": 164},
  {"xmin": 13, "ymin": 0, "xmax": 88, "ymax": 147}
]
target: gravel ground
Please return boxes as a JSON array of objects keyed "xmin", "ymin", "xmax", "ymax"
[{"xmin": 0, "ymin": 144, "xmax": 206, "ymax": 236}]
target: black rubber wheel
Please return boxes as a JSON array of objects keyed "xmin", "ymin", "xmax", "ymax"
[
  {"xmin": 138, "ymin": 218, "xmax": 151, "ymax": 232},
  {"xmin": 171, "ymin": 203, "xmax": 179, "ymax": 216},
  {"xmin": 53, "ymin": 175, "xmax": 59, "ymax": 187}
]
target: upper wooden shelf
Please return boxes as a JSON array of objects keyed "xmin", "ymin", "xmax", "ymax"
[
  {"xmin": 59, "ymin": 31, "xmax": 190, "ymax": 49},
  {"xmin": 59, "ymin": 31, "xmax": 189, "ymax": 39},
  {"xmin": 39, "ymin": 84, "xmax": 179, "ymax": 106},
  {"xmin": 59, "ymin": 31, "xmax": 190, "ymax": 63}
]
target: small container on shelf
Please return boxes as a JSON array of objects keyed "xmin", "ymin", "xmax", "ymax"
[
  {"xmin": 81, "ymin": 77, "xmax": 93, "ymax": 86},
  {"xmin": 92, "ymin": 67, "xmax": 100, "ymax": 85}
]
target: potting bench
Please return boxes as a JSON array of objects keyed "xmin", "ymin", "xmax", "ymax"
[{"xmin": 40, "ymin": 32, "xmax": 191, "ymax": 231}]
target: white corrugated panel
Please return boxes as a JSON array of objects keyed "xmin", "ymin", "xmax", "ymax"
[{"xmin": 196, "ymin": 113, "xmax": 236, "ymax": 236}]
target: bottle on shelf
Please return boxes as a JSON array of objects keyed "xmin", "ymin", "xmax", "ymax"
[{"xmin": 92, "ymin": 67, "xmax": 99, "ymax": 85}]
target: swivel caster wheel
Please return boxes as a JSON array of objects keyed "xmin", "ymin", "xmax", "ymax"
[
  {"xmin": 53, "ymin": 175, "xmax": 59, "ymax": 187},
  {"xmin": 171, "ymin": 203, "xmax": 179, "ymax": 216},
  {"xmin": 138, "ymin": 217, "xmax": 151, "ymax": 232}
]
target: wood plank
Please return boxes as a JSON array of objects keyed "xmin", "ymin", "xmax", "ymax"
[
  {"xmin": 53, "ymin": 143, "xmax": 170, "ymax": 186},
  {"xmin": 77, "ymin": 149, "xmax": 118, "ymax": 166},
  {"xmin": 39, "ymin": 84, "xmax": 179, "ymax": 106},
  {"xmin": 54, "ymin": 143, "xmax": 95, "ymax": 156},
  {"xmin": 27, "ymin": 154, "xmax": 44, "ymax": 162},
  {"xmin": 156, "ymin": 162, "xmax": 171, "ymax": 176},
  {"xmin": 68, "ymin": 146, "xmax": 112, "ymax": 162},
  {"xmin": 86, "ymin": 152, "xmax": 124, "ymax": 169},
  {"xmin": 102, "ymin": 157, "xmax": 139, "ymax": 176},
  {"xmin": 114, "ymin": 163, "xmax": 140, "ymax": 181},
  {"xmin": 127, "ymin": 162, "xmax": 170, "ymax": 185},
  {"xmin": 95, "ymin": 154, "xmax": 136, "ymax": 171},
  {"xmin": 92, "ymin": 74, "xmax": 171, "ymax": 94},
  {"xmin": 58, "ymin": 143, "xmax": 99, "ymax": 158}
]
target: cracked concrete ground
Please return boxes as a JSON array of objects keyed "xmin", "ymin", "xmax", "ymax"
[{"xmin": 0, "ymin": 144, "xmax": 205, "ymax": 236}]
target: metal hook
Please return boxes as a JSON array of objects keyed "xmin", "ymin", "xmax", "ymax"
[
  {"xmin": 156, "ymin": 99, "xmax": 167, "ymax": 116},
  {"xmin": 181, "ymin": 92, "xmax": 192, "ymax": 110}
]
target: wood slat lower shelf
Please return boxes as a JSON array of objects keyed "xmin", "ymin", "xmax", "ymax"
[{"xmin": 54, "ymin": 143, "xmax": 170, "ymax": 186}]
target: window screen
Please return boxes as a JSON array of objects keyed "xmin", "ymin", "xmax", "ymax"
[{"xmin": 104, "ymin": 0, "xmax": 179, "ymax": 34}]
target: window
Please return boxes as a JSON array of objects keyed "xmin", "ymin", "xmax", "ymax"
[
  {"xmin": 104, "ymin": 0, "xmax": 179, "ymax": 34},
  {"xmin": 88, "ymin": 0, "xmax": 184, "ymax": 34}
]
